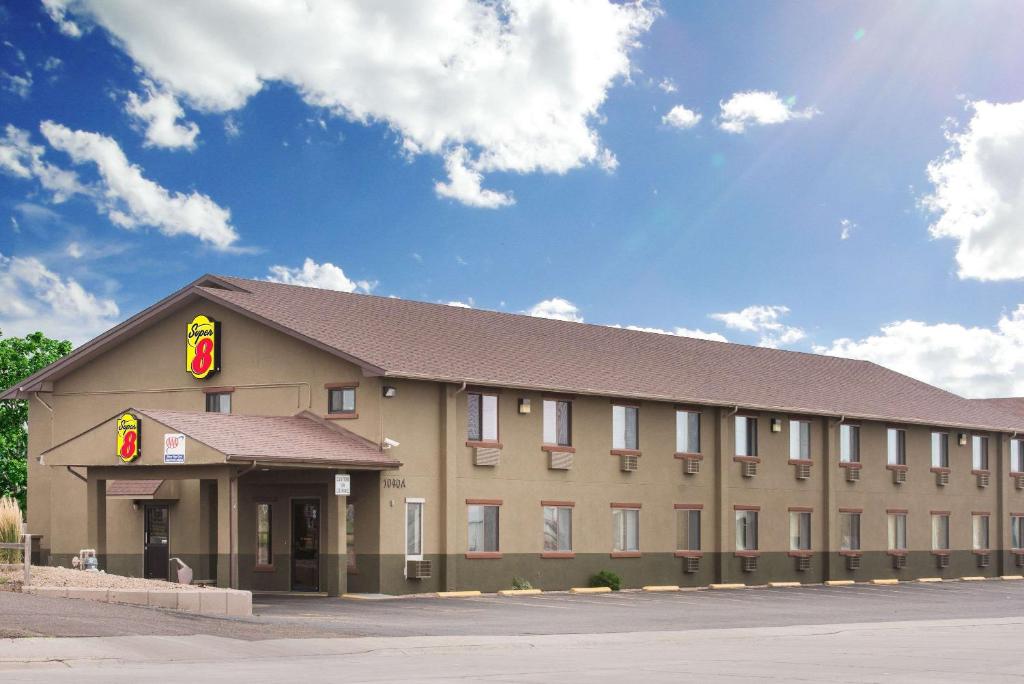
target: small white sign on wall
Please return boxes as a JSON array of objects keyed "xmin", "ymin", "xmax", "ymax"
[
  {"xmin": 163, "ymin": 433, "xmax": 186, "ymax": 464},
  {"xmin": 335, "ymin": 473, "xmax": 351, "ymax": 496}
]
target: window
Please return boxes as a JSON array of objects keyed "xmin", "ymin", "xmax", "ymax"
[
  {"xmin": 675, "ymin": 508, "xmax": 701, "ymax": 552},
  {"xmin": 467, "ymin": 503, "xmax": 499, "ymax": 553},
  {"xmin": 789, "ymin": 511, "xmax": 811, "ymax": 551},
  {"xmin": 676, "ymin": 410, "xmax": 700, "ymax": 454},
  {"xmin": 206, "ymin": 392, "xmax": 231, "ymax": 414},
  {"xmin": 972, "ymin": 436, "xmax": 989, "ymax": 470},
  {"xmin": 256, "ymin": 503, "xmax": 272, "ymax": 567},
  {"xmin": 612, "ymin": 405, "xmax": 639, "ymax": 450},
  {"xmin": 405, "ymin": 499, "xmax": 423, "ymax": 559},
  {"xmin": 973, "ymin": 514, "xmax": 990, "ymax": 551},
  {"xmin": 1013, "ymin": 439, "xmax": 1024, "ymax": 473},
  {"xmin": 931, "ymin": 432, "xmax": 949, "ymax": 468},
  {"xmin": 888, "ymin": 513, "xmax": 907, "ymax": 551},
  {"xmin": 612, "ymin": 507, "xmax": 640, "ymax": 552},
  {"xmin": 467, "ymin": 393, "xmax": 498, "ymax": 442},
  {"xmin": 789, "ymin": 421, "xmax": 810, "ymax": 460},
  {"xmin": 840, "ymin": 512, "xmax": 861, "ymax": 551},
  {"xmin": 1013, "ymin": 515, "xmax": 1024, "ymax": 549},
  {"xmin": 735, "ymin": 510, "xmax": 758, "ymax": 551},
  {"xmin": 887, "ymin": 428, "xmax": 906, "ymax": 466},
  {"xmin": 840, "ymin": 424, "xmax": 860, "ymax": 463},
  {"xmin": 735, "ymin": 416, "xmax": 757, "ymax": 457},
  {"xmin": 932, "ymin": 513, "xmax": 950, "ymax": 550},
  {"xmin": 346, "ymin": 503, "xmax": 356, "ymax": 572},
  {"xmin": 328, "ymin": 387, "xmax": 356, "ymax": 414},
  {"xmin": 543, "ymin": 399, "xmax": 572, "ymax": 447},
  {"xmin": 543, "ymin": 505, "xmax": 572, "ymax": 552}
]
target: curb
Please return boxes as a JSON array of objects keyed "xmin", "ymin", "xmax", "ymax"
[
  {"xmin": 437, "ymin": 590, "xmax": 482, "ymax": 598},
  {"xmin": 641, "ymin": 585, "xmax": 679, "ymax": 592},
  {"xmin": 570, "ymin": 587, "xmax": 612, "ymax": 594},
  {"xmin": 824, "ymin": 580, "xmax": 855, "ymax": 586},
  {"xmin": 708, "ymin": 583, "xmax": 745, "ymax": 590},
  {"xmin": 497, "ymin": 589, "xmax": 543, "ymax": 596},
  {"xmin": 1000, "ymin": 575, "xmax": 1024, "ymax": 580},
  {"xmin": 767, "ymin": 582, "xmax": 801, "ymax": 588},
  {"xmin": 23, "ymin": 586, "xmax": 251, "ymax": 616},
  {"xmin": 870, "ymin": 579, "xmax": 899, "ymax": 585}
]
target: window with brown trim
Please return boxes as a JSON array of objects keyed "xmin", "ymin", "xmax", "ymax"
[
  {"xmin": 931, "ymin": 432, "xmax": 949, "ymax": 468},
  {"xmin": 206, "ymin": 392, "xmax": 231, "ymax": 414},
  {"xmin": 972, "ymin": 514, "xmax": 990, "ymax": 551},
  {"xmin": 328, "ymin": 387, "xmax": 356, "ymax": 415},
  {"xmin": 612, "ymin": 507, "xmax": 639, "ymax": 552},
  {"xmin": 543, "ymin": 399, "xmax": 572, "ymax": 447},
  {"xmin": 467, "ymin": 503, "xmax": 499, "ymax": 552},
  {"xmin": 1013, "ymin": 515, "xmax": 1024, "ymax": 549},
  {"xmin": 932, "ymin": 513, "xmax": 950, "ymax": 550},
  {"xmin": 676, "ymin": 508, "xmax": 701, "ymax": 552},
  {"xmin": 612, "ymin": 405, "xmax": 639, "ymax": 450},
  {"xmin": 887, "ymin": 428, "xmax": 906, "ymax": 466},
  {"xmin": 735, "ymin": 416, "xmax": 757, "ymax": 457},
  {"xmin": 789, "ymin": 511, "xmax": 811, "ymax": 551},
  {"xmin": 735, "ymin": 509, "xmax": 758, "ymax": 551},
  {"xmin": 256, "ymin": 503, "xmax": 272, "ymax": 568},
  {"xmin": 1013, "ymin": 439, "xmax": 1024, "ymax": 473},
  {"xmin": 840, "ymin": 511, "xmax": 861, "ymax": 551},
  {"xmin": 972, "ymin": 436, "xmax": 989, "ymax": 471},
  {"xmin": 888, "ymin": 512, "xmax": 907, "ymax": 551},
  {"xmin": 468, "ymin": 393, "xmax": 498, "ymax": 442},
  {"xmin": 543, "ymin": 505, "xmax": 572, "ymax": 553},
  {"xmin": 676, "ymin": 410, "xmax": 700, "ymax": 454},
  {"xmin": 840, "ymin": 424, "xmax": 860, "ymax": 463},
  {"xmin": 789, "ymin": 420, "xmax": 810, "ymax": 461}
]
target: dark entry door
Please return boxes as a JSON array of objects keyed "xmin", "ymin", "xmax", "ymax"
[
  {"xmin": 144, "ymin": 505, "xmax": 170, "ymax": 580},
  {"xmin": 291, "ymin": 499, "xmax": 320, "ymax": 592}
]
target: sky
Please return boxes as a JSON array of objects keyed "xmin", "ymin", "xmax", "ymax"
[{"xmin": 1, "ymin": 1, "xmax": 1024, "ymax": 398}]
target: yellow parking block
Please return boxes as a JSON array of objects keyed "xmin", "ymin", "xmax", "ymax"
[
  {"xmin": 960, "ymin": 576, "xmax": 986, "ymax": 581},
  {"xmin": 768, "ymin": 582, "xmax": 801, "ymax": 588},
  {"xmin": 1000, "ymin": 575, "xmax": 1024, "ymax": 580},
  {"xmin": 437, "ymin": 590, "xmax": 482, "ymax": 598},
  {"xmin": 497, "ymin": 589, "xmax": 543, "ymax": 596},
  {"xmin": 708, "ymin": 583, "xmax": 745, "ymax": 590},
  {"xmin": 642, "ymin": 585, "xmax": 680, "ymax": 592},
  {"xmin": 870, "ymin": 579, "xmax": 899, "ymax": 585},
  {"xmin": 824, "ymin": 580, "xmax": 855, "ymax": 586},
  {"xmin": 917, "ymin": 577, "xmax": 943, "ymax": 583},
  {"xmin": 570, "ymin": 586, "xmax": 612, "ymax": 594}
]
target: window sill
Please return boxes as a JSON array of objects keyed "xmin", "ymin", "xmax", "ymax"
[
  {"xmin": 787, "ymin": 550, "xmax": 813, "ymax": 558},
  {"xmin": 733, "ymin": 455, "xmax": 760, "ymax": 463},
  {"xmin": 253, "ymin": 565, "xmax": 275, "ymax": 573},
  {"xmin": 930, "ymin": 550, "xmax": 951, "ymax": 556},
  {"xmin": 971, "ymin": 469, "xmax": 991, "ymax": 475},
  {"xmin": 610, "ymin": 551, "xmax": 641, "ymax": 558},
  {"xmin": 541, "ymin": 444, "xmax": 575, "ymax": 453},
  {"xmin": 674, "ymin": 550, "xmax": 703, "ymax": 558},
  {"xmin": 465, "ymin": 552, "xmax": 502, "ymax": 559},
  {"xmin": 1011, "ymin": 472, "xmax": 1024, "ymax": 477},
  {"xmin": 885, "ymin": 464, "xmax": 908, "ymax": 471},
  {"xmin": 541, "ymin": 552, "xmax": 575, "ymax": 559},
  {"xmin": 324, "ymin": 412, "xmax": 358, "ymax": 420},
  {"xmin": 610, "ymin": 449, "xmax": 641, "ymax": 457},
  {"xmin": 886, "ymin": 550, "xmax": 908, "ymax": 557},
  {"xmin": 838, "ymin": 550, "xmax": 862, "ymax": 557},
  {"xmin": 787, "ymin": 459, "xmax": 813, "ymax": 466},
  {"xmin": 466, "ymin": 440, "xmax": 503, "ymax": 449},
  {"xmin": 734, "ymin": 551, "xmax": 760, "ymax": 558},
  {"xmin": 972, "ymin": 549, "xmax": 991, "ymax": 555},
  {"xmin": 838, "ymin": 461, "xmax": 862, "ymax": 469},
  {"xmin": 674, "ymin": 452, "xmax": 703, "ymax": 461},
  {"xmin": 929, "ymin": 466, "xmax": 951, "ymax": 474}
]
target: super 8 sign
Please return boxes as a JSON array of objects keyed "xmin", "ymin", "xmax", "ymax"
[
  {"xmin": 117, "ymin": 413, "xmax": 141, "ymax": 463},
  {"xmin": 186, "ymin": 314, "xmax": 221, "ymax": 379}
]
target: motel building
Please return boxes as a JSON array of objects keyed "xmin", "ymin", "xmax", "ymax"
[{"xmin": 6, "ymin": 274, "xmax": 1024, "ymax": 595}]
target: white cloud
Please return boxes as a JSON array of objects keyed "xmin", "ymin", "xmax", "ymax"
[
  {"xmin": 613, "ymin": 324, "xmax": 727, "ymax": 342},
  {"xmin": 125, "ymin": 80, "xmax": 200, "ymax": 150},
  {"xmin": 45, "ymin": 0, "xmax": 657, "ymax": 207},
  {"xmin": 435, "ymin": 146, "xmax": 514, "ymax": 208},
  {"xmin": 446, "ymin": 300, "xmax": 473, "ymax": 308},
  {"xmin": 66, "ymin": 241, "xmax": 83, "ymax": 259},
  {"xmin": 266, "ymin": 258, "xmax": 374, "ymax": 293},
  {"xmin": 526, "ymin": 297, "xmax": 584, "ymax": 322},
  {"xmin": 840, "ymin": 218, "xmax": 855, "ymax": 240},
  {"xmin": 717, "ymin": 90, "xmax": 819, "ymax": 134},
  {"xmin": 0, "ymin": 122, "xmax": 238, "ymax": 249},
  {"xmin": 41, "ymin": 0, "xmax": 83, "ymax": 38},
  {"xmin": 657, "ymin": 77, "xmax": 677, "ymax": 94},
  {"xmin": 662, "ymin": 104, "xmax": 701, "ymax": 130},
  {"xmin": 710, "ymin": 304, "xmax": 805, "ymax": 348},
  {"xmin": 1, "ymin": 71, "xmax": 32, "ymax": 98},
  {"xmin": 816, "ymin": 307, "xmax": 1024, "ymax": 398},
  {"xmin": 42, "ymin": 57, "xmax": 63, "ymax": 72},
  {"xmin": 0, "ymin": 253, "xmax": 119, "ymax": 345},
  {"xmin": 223, "ymin": 116, "xmax": 240, "ymax": 139},
  {"xmin": 923, "ymin": 99, "xmax": 1024, "ymax": 281}
]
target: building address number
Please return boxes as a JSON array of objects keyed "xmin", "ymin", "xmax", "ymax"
[{"xmin": 382, "ymin": 477, "xmax": 406, "ymax": 489}]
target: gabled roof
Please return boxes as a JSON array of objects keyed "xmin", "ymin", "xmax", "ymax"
[
  {"xmin": 107, "ymin": 480, "xmax": 163, "ymax": 497},
  {"xmin": 972, "ymin": 397, "xmax": 1024, "ymax": 422},
  {"xmin": 5, "ymin": 273, "xmax": 1024, "ymax": 433}
]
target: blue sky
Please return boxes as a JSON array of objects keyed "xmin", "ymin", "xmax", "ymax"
[{"xmin": 2, "ymin": 1, "xmax": 1024, "ymax": 397}]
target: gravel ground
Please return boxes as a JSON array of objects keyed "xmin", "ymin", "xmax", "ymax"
[{"xmin": 0, "ymin": 565, "xmax": 207, "ymax": 591}]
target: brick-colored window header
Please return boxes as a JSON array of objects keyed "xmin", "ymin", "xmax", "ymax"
[
  {"xmin": 788, "ymin": 506, "xmax": 813, "ymax": 512},
  {"xmin": 610, "ymin": 502, "xmax": 642, "ymax": 509},
  {"xmin": 930, "ymin": 510, "xmax": 951, "ymax": 516},
  {"xmin": 734, "ymin": 505, "xmax": 760, "ymax": 511},
  {"xmin": 674, "ymin": 503, "xmax": 704, "ymax": 510},
  {"xmin": 972, "ymin": 511, "xmax": 991, "ymax": 516},
  {"xmin": 838, "ymin": 507, "xmax": 863, "ymax": 513},
  {"xmin": 886, "ymin": 508, "xmax": 908, "ymax": 514},
  {"xmin": 202, "ymin": 386, "xmax": 235, "ymax": 394},
  {"xmin": 466, "ymin": 498, "xmax": 502, "ymax": 506},
  {"xmin": 541, "ymin": 500, "xmax": 575, "ymax": 507},
  {"xmin": 324, "ymin": 381, "xmax": 359, "ymax": 389}
]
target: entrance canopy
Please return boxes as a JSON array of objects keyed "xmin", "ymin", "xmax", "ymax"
[{"xmin": 42, "ymin": 408, "xmax": 402, "ymax": 470}]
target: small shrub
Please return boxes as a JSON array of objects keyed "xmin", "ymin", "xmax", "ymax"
[
  {"xmin": 0, "ymin": 497, "xmax": 22, "ymax": 563},
  {"xmin": 589, "ymin": 570, "xmax": 621, "ymax": 591},
  {"xmin": 511, "ymin": 576, "xmax": 533, "ymax": 590}
]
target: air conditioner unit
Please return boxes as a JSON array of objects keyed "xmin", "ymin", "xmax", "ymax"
[
  {"xmin": 892, "ymin": 469, "xmax": 907, "ymax": 485},
  {"xmin": 935, "ymin": 471, "xmax": 949, "ymax": 487},
  {"xmin": 794, "ymin": 464, "xmax": 811, "ymax": 480},
  {"xmin": 795, "ymin": 555, "xmax": 811, "ymax": 572},
  {"xmin": 474, "ymin": 447, "xmax": 500, "ymax": 467},
  {"xmin": 1016, "ymin": 553, "xmax": 1024, "ymax": 568},
  {"xmin": 977, "ymin": 553, "xmax": 991, "ymax": 569},
  {"xmin": 1016, "ymin": 475, "xmax": 1024, "ymax": 490},
  {"xmin": 620, "ymin": 454, "xmax": 639, "ymax": 472},
  {"xmin": 936, "ymin": 554, "xmax": 950, "ymax": 569},
  {"xmin": 406, "ymin": 559, "xmax": 432, "ymax": 579},
  {"xmin": 683, "ymin": 459, "xmax": 700, "ymax": 475},
  {"xmin": 976, "ymin": 472, "xmax": 990, "ymax": 488},
  {"xmin": 892, "ymin": 554, "xmax": 907, "ymax": 570},
  {"xmin": 845, "ymin": 467, "xmax": 860, "ymax": 483},
  {"xmin": 683, "ymin": 556, "xmax": 700, "ymax": 573},
  {"xmin": 548, "ymin": 451, "xmax": 574, "ymax": 470},
  {"xmin": 846, "ymin": 554, "xmax": 861, "ymax": 571},
  {"xmin": 741, "ymin": 556, "xmax": 758, "ymax": 572},
  {"xmin": 741, "ymin": 461, "xmax": 757, "ymax": 478}
]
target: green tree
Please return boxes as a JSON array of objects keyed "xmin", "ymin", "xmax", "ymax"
[{"xmin": 0, "ymin": 331, "xmax": 72, "ymax": 511}]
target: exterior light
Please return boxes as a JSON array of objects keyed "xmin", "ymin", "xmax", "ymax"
[
  {"xmin": 958, "ymin": 432, "xmax": 967, "ymax": 446},
  {"xmin": 383, "ymin": 385, "xmax": 397, "ymax": 398},
  {"xmin": 518, "ymin": 398, "xmax": 531, "ymax": 414},
  {"xmin": 770, "ymin": 418, "xmax": 782, "ymax": 433}
]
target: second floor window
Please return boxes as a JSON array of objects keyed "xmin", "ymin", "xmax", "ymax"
[
  {"xmin": 612, "ymin": 405, "xmax": 639, "ymax": 450},
  {"xmin": 675, "ymin": 410, "xmax": 700, "ymax": 453},
  {"xmin": 543, "ymin": 399, "xmax": 572, "ymax": 447},
  {"xmin": 1013, "ymin": 439, "xmax": 1024, "ymax": 473},
  {"xmin": 972, "ymin": 436, "xmax": 989, "ymax": 470},
  {"xmin": 932, "ymin": 514, "xmax": 950, "ymax": 550},
  {"xmin": 675, "ymin": 508, "xmax": 701, "ymax": 552},
  {"xmin": 789, "ymin": 421, "xmax": 810, "ymax": 460},
  {"xmin": 840, "ymin": 512, "xmax": 861, "ymax": 551},
  {"xmin": 735, "ymin": 510, "xmax": 758, "ymax": 551},
  {"xmin": 328, "ymin": 387, "xmax": 355, "ymax": 414},
  {"xmin": 840, "ymin": 424, "xmax": 860, "ymax": 463},
  {"xmin": 206, "ymin": 392, "xmax": 231, "ymax": 414},
  {"xmin": 735, "ymin": 416, "xmax": 757, "ymax": 457},
  {"xmin": 888, "ymin": 513, "xmax": 907, "ymax": 551},
  {"xmin": 789, "ymin": 511, "xmax": 811, "ymax": 551},
  {"xmin": 467, "ymin": 393, "xmax": 498, "ymax": 442},
  {"xmin": 973, "ymin": 514, "xmax": 990, "ymax": 551},
  {"xmin": 931, "ymin": 432, "xmax": 949, "ymax": 468},
  {"xmin": 887, "ymin": 428, "xmax": 906, "ymax": 465}
]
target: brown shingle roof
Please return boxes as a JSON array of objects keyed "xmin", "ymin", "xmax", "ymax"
[
  {"xmin": 134, "ymin": 409, "xmax": 400, "ymax": 468},
  {"xmin": 195, "ymin": 277, "xmax": 1024, "ymax": 433},
  {"xmin": 106, "ymin": 480, "xmax": 162, "ymax": 497},
  {"xmin": 972, "ymin": 398, "xmax": 1024, "ymax": 421}
]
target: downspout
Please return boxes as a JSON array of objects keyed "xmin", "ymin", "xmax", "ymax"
[
  {"xmin": 33, "ymin": 392, "xmax": 55, "ymax": 452},
  {"xmin": 454, "ymin": 381, "xmax": 467, "ymax": 396},
  {"xmin": 231, "ymin": 461, "xmax": 258, "ymax": 480},
  {"xmin": 65, "ymin": 466, "xmax": 87, "ymax": 483}
]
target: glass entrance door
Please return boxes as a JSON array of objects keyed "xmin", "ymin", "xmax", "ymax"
[
  {"xmin": 291, "ymin": 499, "xmax": 320, "ymax": 592},
  {"xmin": 144, "ymin": 504, "xmax": 170, "ymax": 580}
]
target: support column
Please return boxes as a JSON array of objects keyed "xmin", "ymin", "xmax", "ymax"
[
  {"xmin": 441, "ymin": 384, "xmax": 459, "ymax": 591},
  {"xmin": 86, "ymin": 472, "xmax": 106, "ymax": 569},
  {"xmin": 996, "ymin": 434, "xmax": 1007, "ymax": 576},
  {"xmin": 715, "ymin": 407, "xmax": 729, "ymax": 584},
  {"xmin": 216, "ymin": 470, "xmax": 238, "ymax": 589},
  {"xmin": 326, "ymin": 475, "xmax": 348, "ymax": 596}
]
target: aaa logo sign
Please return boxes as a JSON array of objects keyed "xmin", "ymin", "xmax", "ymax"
[
  {"xmin": 117, "ymin": 413, "xmax": 141, "ymax": 463},
  {"xmin": 186, "ymin": 314, "xmax": 220, "ymax": 379}
]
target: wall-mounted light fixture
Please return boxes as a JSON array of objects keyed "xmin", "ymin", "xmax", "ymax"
[
  {"xmin": 958, "ymin": 432, "xmax": 968, "ymax": 446},
  {"xmin": 770, "ymin": 418, "xmax": 782, "ymax": 433},
  {"xmin": 518, "ymin": 398, "xmax": 531, "ymax": 414},
  {"xmin": 382, "ymin": 385, "xmax": 397, "ymax": 398}
]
